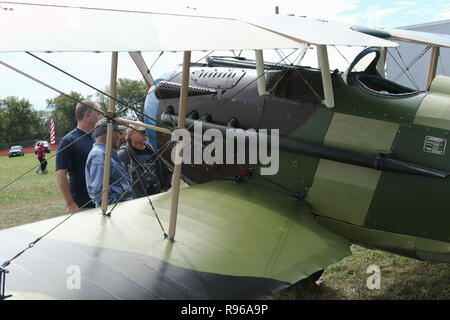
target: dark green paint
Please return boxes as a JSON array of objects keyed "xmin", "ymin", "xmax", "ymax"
[
  {"xmin": 366, "ymin": 125, "xmax": 450, "ymax": 242},
  {"xmin": 289, "ymin": 106, "xmax": 334, "ymax": 144},
  {"xmin": 334, "ymin": 85, "xmax": 427, "ymax": 124},
  {"xmin": 260, "ymin": 106, "xmax": 334, "ymax": 196},
  {"xmin": 390, "ymin": 124, "xmax": 450, "ymax": 171},
  {"xmin": 365, "ymin": 170, "xmax": 450, "ymax": 243}
]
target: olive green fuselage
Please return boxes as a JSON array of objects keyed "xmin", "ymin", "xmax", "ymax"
[
  {"xmin": 154, "ymin": 62, "xmax": 450, "ymax": 263},
  {"xmin": 303, "ymin": 76, "xmax": 450, "ymax": 262}
]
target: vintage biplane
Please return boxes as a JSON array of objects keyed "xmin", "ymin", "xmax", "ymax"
[{"xmin": 0, "ymin": 2, "xmax": 449, "ymax": 300}]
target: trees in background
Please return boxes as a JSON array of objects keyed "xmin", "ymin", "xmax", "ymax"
[
  {"xmin": 0, "ymin": 96, "xmax": 46, "ymax": 145},
  {"xmin": 0, "ymin": 77, "xmax": 146, "ymax": 146},
  {"xmin": 95, "ymin": 78, "xmax": 147, "ymax": 121},
  {"xmin": 46, "ymin": 92, "xmax": 88, "ymax": 138}
]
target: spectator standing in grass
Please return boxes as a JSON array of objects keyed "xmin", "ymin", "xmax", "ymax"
[{"xmin": 35, "ymin": 142, "xmax": 48, "ymax": 174}]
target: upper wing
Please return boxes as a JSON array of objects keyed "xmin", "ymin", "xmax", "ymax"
[
  {"xmin": 0, "ymin": 3, "xmax": 305, "ymax": 52},
  {"xmin": 237, "ymin": 14, "xmax": 396, "ymax": 47},
  {"xmin": 0, "ymin": 2, "xmax": 395, "ymax": 52},
  {"xmin": 0, "ymin": 181, "xmax": 350, "ymax": 299},
  {"xmin": 352, "ymin": 26, "xmax": 450, "ymax": 48}
]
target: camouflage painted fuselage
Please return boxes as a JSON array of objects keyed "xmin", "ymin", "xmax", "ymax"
[{"xmin": 150, "ymin": 58, "xmax": 450, "ymax": 263}]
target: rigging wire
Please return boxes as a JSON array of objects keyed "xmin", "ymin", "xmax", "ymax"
[
  {"xmin": 386, "ymin": 49, "xmax": 420, "ymax": 90},
  {"xmin": 113, "ymin": 50, "xmax": 216, "ymax": 117},
  {"xmin": 293, "ymin": 47, "xmax": 308, "ymax": 66},
  {"xmin": 0, "ymin": 125, "xmax": 97, "ymax": 193},
  {"xmin": 0, "ymin": 116, "xmax": 170, "ymax": 194},
  {"xmin": 114, "ymin": 51, "xmax": 164, "ymax": 117},
  {"xmin": 17, "ymin": 50, "xmax": 215, "ymax": 132},
  {"xmin": 276, "ymin": 47, "xmax": 323, "ymax": 103},
  {"xmin": 1, "ymin": 137, "xmax": 175, "ymax": 268},
  {"xmin": 205, "ymin": 48, "xmax": 301, "ymax": 118},
  {"xmin": 393, "ymin": 46, "xmax": 431, "ymax": 85},
  {"xmin": 0, "ymin": 60, "xmax": 106, "ymax": 118},
  {"xmin": 25, "ymin": 51, "xmax": 169, "ymax": 130},
  {"xmin": 147, "ymin": 51, "xmax": 164, "ymax": 74},
  {"xmin": 253, "ymin": 173, "xmax": 295, "ymax": 196},
  {"xmin": 1, "ymin": 49, "xmax": 314, "ymax": 199},
  {"xmin": 232, "ymin": 50, "xmax": 242, "ymax": 58},
  {"xmin": 106, "ymin": 140, "xmax": 176, "ymax": 237},
  {"xmin": 2, "ymin": 44, "xmax": 320, "ymax": 264},
  {"xmin": 333, "ymin": 46, "xmax": 350, "ymax": 65},
  {"xmin": 0, "ymin": 50, "xmax": 216, "ymax": 195}
]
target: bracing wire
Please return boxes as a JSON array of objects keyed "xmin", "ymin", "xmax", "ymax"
[
  {"xmin": 293, "ymin": 47, "xmax": 308, "ymax": 66},
  {"xmin": 106, "ymin": 139, "xmax": 176, "ymax": 237},
  {"xmin": 206, "ymin": 48, "xmax": 303, "ymax": 117},
  {"xmin": 0, "ymin": 48, "xmax": 218, "ymax": 197},
  {"xmin": 275, "ymin": 47, "xmax": 323, "ymax": 102},
  {"xmin": 18, "ymin": 50, "xmax": 215, "ymax": 132},
  {"xmin": 0, "ymin": 125, "xmax": 97, "ymax": 193},
  {"xmin": 1, "ymin": 137, "xmax": 175, "ymax": 267},
  {"xmin": 0, "ymin": 60, "xmax": 106, "ymax": 119},
  {"xmin": 393, "ymin": 46, "xmax": 430, "ymax": 84},
  {"xmin": 333, "ymin": 46, "xmax": 350, "ymax": 65},
  {"xmin": 387, "ymin": 49, "xmax": 420, "ymax": 90},
  {"xmin": 26, "ymin": 51, "xmax": 165, "ymax": 130}
]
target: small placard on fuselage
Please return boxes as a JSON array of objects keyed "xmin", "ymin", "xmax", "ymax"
[{"xmin": 423, "ymin": 135, "xmax": 447, "ymax": 155}]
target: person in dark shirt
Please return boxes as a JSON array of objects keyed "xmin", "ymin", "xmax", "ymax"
[
  {"xmin": 56, "ymin": 100, "xmax": 102, "ymax": 213},
  {"xmin": 118, "ymin": 121, "xmax": 172, "ymax": 198}
]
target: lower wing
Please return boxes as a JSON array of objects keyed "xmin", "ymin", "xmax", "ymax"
[{"xmin": 0, "ymin": 181, "xmax": 350, "ymax": 299}]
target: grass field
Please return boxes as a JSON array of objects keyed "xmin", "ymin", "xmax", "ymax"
[
  {"xmin": 0, "ymin": 153, "xmax": 449, "ymax": 299},
  {"xmin": 0, "ymin": 153, "xmax": 67, "ymax": 230}
]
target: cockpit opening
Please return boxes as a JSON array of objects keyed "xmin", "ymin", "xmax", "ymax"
[{"xmin": 345, "ymin": 47, "xmax": 421, "ymax": 96}]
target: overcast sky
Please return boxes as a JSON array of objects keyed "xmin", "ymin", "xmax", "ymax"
[{"xmin": 0, "ymin": 0, "xmax": 449, "ymax": 111}]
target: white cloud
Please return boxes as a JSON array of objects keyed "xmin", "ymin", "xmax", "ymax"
[
  {"xmin": 359, "ymin": 5, "xmax": 407, "ymax": 27},
  {"xmin": 393, "ymin": 1, "xmax": 416, "ymax": 5},
  {"xmin": 437, "ymin": 11, "xmax": 450, "ymax": 19}
]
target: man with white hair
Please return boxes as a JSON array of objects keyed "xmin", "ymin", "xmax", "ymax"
[{"xmin": 85, "ymin": 119, "xmax": 135, "ymax": 208}]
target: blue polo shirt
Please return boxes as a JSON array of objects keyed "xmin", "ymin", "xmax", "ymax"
[{"xmin": 56, "ymin": 128, "xmax": 95, "ymax": 208}]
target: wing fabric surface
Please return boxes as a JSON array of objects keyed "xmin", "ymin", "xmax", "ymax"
[
  {"xmin": 0, "ymin": 3, "xmax": 396, "ymax": 52},
  {"xmin": 236, "ymin": 14, "xmax": 396, "ymax": 47},
  {"xmin": 0, "ymin": 4, "xmax": 305, "ymax": 52},
  {"xmin": 0, "ymin": 181, "xmax": 350, "ymax": 299},
  {"xmin": 353, "ymin": 26, "xmax": 450, "ymax": 48}
]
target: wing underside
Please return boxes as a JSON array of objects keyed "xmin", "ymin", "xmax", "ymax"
[{"xmin": 0, "ymin": 181, "xmax": 350, "ymax": 299}]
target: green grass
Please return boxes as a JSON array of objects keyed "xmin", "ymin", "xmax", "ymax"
[
  {"xmin": 0, "ymin": 153, "xmax": 67, "ymax": 229},
  {"xmin": 272, "ymin": 245, "xmax": 450, "ymax": 300},
  {"xmin": 0, "ymin": 153, "xmax": 449, "ymax": 299}
]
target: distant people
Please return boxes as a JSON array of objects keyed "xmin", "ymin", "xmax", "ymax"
[
  {"xmin": 85, "ymin": 119, "xmax": 135, "ymax": 208},
  {"xmin": 56, "ymin": 100, "xmax": 102, "ymax": 213},
  {"xmin": 35, "ymin": 142, "xmax": 48, "ymax": 174},
  {"xmin": 118, "ymin": 121, "xmax": 172, "ymax": 198}
]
